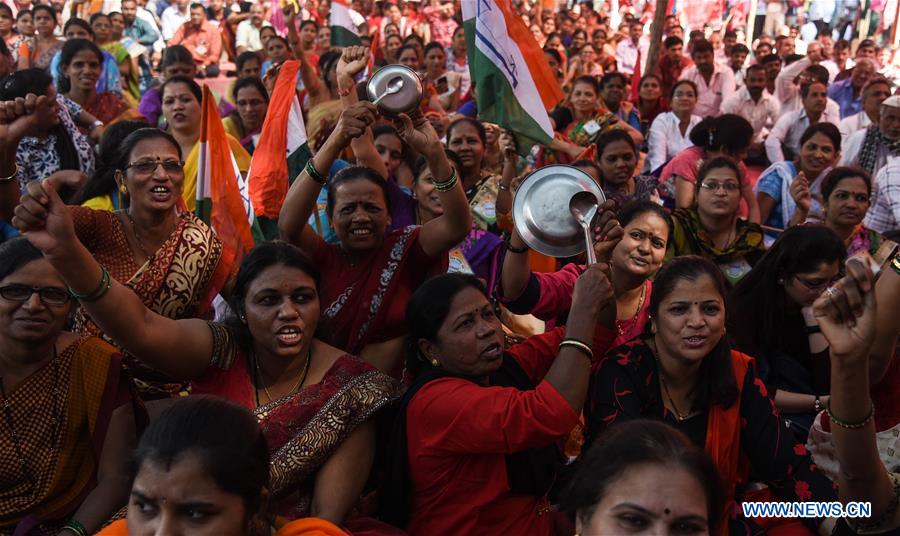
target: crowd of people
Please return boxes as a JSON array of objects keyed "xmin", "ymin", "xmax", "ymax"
[{"xmin": 1, "ymin": 0, "xmax": 900, "ymax": 534}]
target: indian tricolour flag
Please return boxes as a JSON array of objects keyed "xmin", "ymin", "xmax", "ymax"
[
  {"xmin": 461, "ymin": 0, "xmax": 563, "ymax": 153},
  {"xmin": 247, "ymin": 60, "xmax": 311, "ymax": 238},
  {"xmin": 196, "ymin": 85, "xmax": 260, "ymax": 257},
  {"xmin": 330, "ymin": 0, "xmax": 361, "ymax": 47}
]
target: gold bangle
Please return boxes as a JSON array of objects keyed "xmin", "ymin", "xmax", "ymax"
[
  {"xmin": 0, "ymin": 164, "xmax": 17, "ymax": 182},
  {"xmin": 559, "ymin": 338, "xmax": 593, "ymax": 360}
]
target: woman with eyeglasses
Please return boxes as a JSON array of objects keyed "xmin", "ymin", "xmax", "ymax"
[
  {"xmin": 666, "ymin": 157, "xmax": 766, "ymax": 286},
  {"xmin": 818, "ymin": 167, "xmax": 898, "ymax": 262},
  {"xmin": 223, "ymin": 77, "xmax": 269, "ymax": 155},
  {"xmin": 728, "ymin": 225, "xmax": 847, "ymax": 439},
  {"xmin": 15, "ymin": 127, "xmax": 234, "ymax": 400},
  {"xmin": 0, "ymin": 238, "xmax": 137, "ymax": 535}
]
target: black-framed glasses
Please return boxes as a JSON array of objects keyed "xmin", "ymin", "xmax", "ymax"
[
  {"xmin": 794, "ymin": 273, "xmax": 843, "ymax": 291},
  {"xmin": 124, "ymin": 159, "xmax": 185, "ymax": 176},
  {"xmin": 0, "ymin": 284, "xmax": 71, "ymax": 306}
]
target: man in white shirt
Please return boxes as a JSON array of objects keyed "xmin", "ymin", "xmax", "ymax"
[
  {"xmin": 722, "ymin": 64, "xmax": 780, "ymax": 147},
  {"xmin": 841, "ymin": 96, "xmax": 900, "ymax": 177},
  {"xmin": 679, "ymin": 39, "xmax": 735, "ymax": 118},
  {"xmin": 615, "ymin": 20, "xmax": 648, "ymax": 76},
  {"xmin": 160, "ymin": 0, "xmax": 190, "ymax": 41},
  {"xmin": 235, "ymin": 2, "xmax": 270, "ymax": 54},
  {"xmin": 774, "ymin": 42, "xmax": 841, "ymax": 117},
  {"xmin": 839, "ymin": 78, "xmax": 891, "ymax": 144},
  {"xmin": 766, "ymin": 81, "xmax": 840, "ymax": 162}
]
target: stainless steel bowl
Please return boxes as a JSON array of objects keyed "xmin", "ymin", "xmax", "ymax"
[
  {"xmin": 512, "ymin": 165, "xmax": 606, "ymax": 258},
  {"xmin": 366, "ymin": 64, "xmax": 424, "ymax": 115}
]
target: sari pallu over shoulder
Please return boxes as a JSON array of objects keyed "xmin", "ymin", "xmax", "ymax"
[{"xmin": 2, "ymin": 337, "xmax": 134, "ymax": 536}]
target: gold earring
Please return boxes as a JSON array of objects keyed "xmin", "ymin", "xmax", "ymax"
[
  {"xmin": 119, "ymin": 183, "xmax": 128, "ymax": 195},
  {"xmin": 430, "ymin": 358, "xmax": 439, "ymax": 367}
]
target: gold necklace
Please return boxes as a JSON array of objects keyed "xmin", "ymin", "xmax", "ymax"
[
  {"xmin": 650, "ymin": 343, "xmax": 692, "ymax": 421},
  {"xmin": 617, "ymin": 282, "xmax": 646, "ymax": 338},
  {"xmin": 253, "ymin": 348, "xmax": 311, "ymax": 405},
  {"xmin": 125, "ymin": 211, "xmax": 175, "ymax": 262}
]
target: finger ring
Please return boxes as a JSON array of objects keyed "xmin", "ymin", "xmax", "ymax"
[{"xmin": 824, "ymin": 286, "xmax": 839, "ymax": 298}]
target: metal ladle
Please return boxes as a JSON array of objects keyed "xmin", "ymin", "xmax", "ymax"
[
  {"xmin": 569, "ymin": 191, "xmax": 599, "ymax": 265},
  {"xmin": 372, "ymin": 76, "xmax": 405, "ymax": 106}
]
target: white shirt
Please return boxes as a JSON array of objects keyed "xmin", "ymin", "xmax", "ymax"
[
  {"xmin": 679, "ymin": 63, "xmax": 736, "ymax": 118},
  {"xmin": 615, "ymin": 37, "xmax": 649, "ymax": 76},
  {"xmin": 161, "ymin": 5, "xmax": 190, "ymax": 41},
  {"xmin": 646, "ymin": 112, "xmax": 702, "ymax": 171},
  {"xmin": 721, "ymin": 86, "xmax": 781, "ymax": 143},
  {"xmin": 235, "ymin": 19, "xmax": 271, "ymax": 52},
  {"xmin": 839, "ymin": 111, "xmax": 874, "ymax": 145},
  {"xmin": 765, "ymin": 106, "xmax": 841, "ymax": 163}
]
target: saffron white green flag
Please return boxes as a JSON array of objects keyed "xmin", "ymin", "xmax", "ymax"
[
  {"xmin": 330, "ymin": 0, "xmax": 361, "ymax": 47},
  {"xmin": 461, "ymin": 0, "xmax": 564, "ymax": 152}
]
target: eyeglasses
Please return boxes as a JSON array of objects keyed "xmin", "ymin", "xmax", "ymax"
[
  {"xmin": 699, "ymin": 180, "xmax": 740, "ymax": 192},
  {"xmin": 124, "ymin": 159, "xmax": 185, "ymax": 176},
  {"xmin": 0, "ymin": 284, "xmax": 71, "ymax": 306},
  {"xmin": 793, "ymin": 274, "xmax": 843, "ymax": 291}
]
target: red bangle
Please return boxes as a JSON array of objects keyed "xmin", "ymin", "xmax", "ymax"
[{"xmin": 338, "ymin": 85, "xmax": 353, "ymax": 97}]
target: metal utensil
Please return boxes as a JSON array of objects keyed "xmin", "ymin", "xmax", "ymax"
[
  {"xmin": 372, "ymin": 76, "xmax": 404, "ymax": 106},
  {"xmin": 569, "ymin": 191, "xmax": 599, "ymax": 265}
]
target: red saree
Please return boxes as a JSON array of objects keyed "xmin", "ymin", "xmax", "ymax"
[
  {"xmin": 191, "ymin": 329, "xmax": 401, "ymax": 520},
  {"xmin": 71, "ymin": 207, "xmax": 235, "ymax": 398},
  {"xmin": 1, "ymin": 337, "xmax": 133, "ymax": 535},
  {"xmin": 307, "ymin": 226, "xmax": 448, "ymax": 356}
]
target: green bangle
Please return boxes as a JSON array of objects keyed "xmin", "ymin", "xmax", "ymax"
[
  {"xmin": 305, "ymin": 159, "xmax": 327, "ymax": 185},
  {"xmin": 826, "ymin": 401, "xmax": 875, "ymax": 429},
  {"xmin": 432, "ymin": 168, "xmax": 459, "ymax": 192},
  {"xmin": 62, "ymin": 519, "xmax": 88, "ymax": 536},
  {"xmin": 68, "ymin": 266, "xmax": 110, "ymax": 302}
]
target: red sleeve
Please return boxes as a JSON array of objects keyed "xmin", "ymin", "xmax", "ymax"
[
  {"xmin": 508, "ymin": 325, "xmax": 616, "ymax": 384},
  {"xmin": 409, "ymin": 377, "xmax": 579, "ymax": 455},
  {"xmin": 529, "ymin": 264, "xmax": 581, "ymax": 319},
  {"xmin": 70, "ymin": 205, "xmax": 107, "ymax": 252}
]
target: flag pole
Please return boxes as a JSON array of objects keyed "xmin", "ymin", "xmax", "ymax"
[
  {"xmin": 746, "ymin": 0, "xmax": 758, "ymax": 47},
  {"xmin": 644, "ymin": 0, "xmax": 669, "ymax": 80}
]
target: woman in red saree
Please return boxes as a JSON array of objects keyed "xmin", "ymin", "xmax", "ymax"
[
  {"xmin": 0, "ymin": 238, "xmax": 136, "ymax": 536},
  {"xmin": 68, "ymin": 128, "xmax": 235, "ymax": 399},
  {"xmin": 585, "ymin": 256, "xmax": 838, "ymax": 535},
  {"xmin": 278, "ymin": 99, "xmax": 471, "ymax": 374},
  {"xmin": 12, "ymin": 173, "xmax": 400, "ymax": 530}
]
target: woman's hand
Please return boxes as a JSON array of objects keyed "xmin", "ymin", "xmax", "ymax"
[
  {"xmin": 790, "ymin": 171, "xmax": 812, "ymax": 213},
  {"xmin": 499, "ymin": 129, "xmax": 518, "ymax": 159},
  {"xmin": 394, "ymin": 110, "xmax": 440, "ymax": 156},
  {"xmin": 12, "ymin": 178, "xmax": 77, "ymax": 256},
  {"xmin": 812, "ymin": 257, "xmax": 876, "ymax": 360},
  {"xmin": 0, "ymin": 94, "xmax": 50, "ymax": 148},
  {"xmin": 330, "ymin": 101, "xmax": 377, "ymax": 148},
  {"xmin": 337, "ymin": 45, "xmax": 370, "ymax": 82},
  {"xmin": 592, "ymin": 200, "xmax": 624, "ymax": 264},
  {"xmin": 570, "ymin": 262, "xmax": 615, "ymax": 321},
  {"xmin": 45, "ymin": 170, "xmax": 88, "ymax": 190}
]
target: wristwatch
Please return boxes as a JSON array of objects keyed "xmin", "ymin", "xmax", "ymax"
[
  {"xmin": 89, "ymin": 120, "xmax": 104, "ymax": 132},
  {"xmin": 814, "ymin": 396, "xmax": 822, "ymax": 413}
]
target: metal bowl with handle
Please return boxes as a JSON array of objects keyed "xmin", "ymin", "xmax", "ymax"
[
  {"xmin": 366, "ymin": 64, "xmax": 424, "ymax": 115},
  {"xmin": 512, "ymin": 165, "xmax": 606, "ymax": 258}
]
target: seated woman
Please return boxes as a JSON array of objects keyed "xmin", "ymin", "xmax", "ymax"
[
  {"xmin": 137, "ymin": 45, "xmax": 195, "ymax": 127},
  {"xmin": 729, "ymin": 225, "xmax": 846, "ymax": 438},
  {"xmin": 756, "ymin": 123, "xmax": 841, "ymax": 237},
  {"xmin": 97, "ymin": 396, "xmax": 353, "ymax": 536},
  {"xmin": 51, "ymin": 19, "xmax": 126, "ymax": 106},
  {"xmin": 16, "ymin": 5, "xmax": 61, "ymax": 71},
  {"xmin": 70, "ymin": 119, "xmax": 150, "ymax": 211},
  {"xmin": 818, "ymin": 166, "xmax": 899, "ymax": 264},
  {"xmin": 658, "ymin": 114, "xmax": 760, "ymax": 223},
  {"xmin": 563, "ymin": 43, "xmax": 603, "ymax": 88},
  {"xmin": 160, "ymin": 76, "xmax": 251, "ymax": 212},
  {"xmin": 0, "ymin": 68, "xmax": 95, "ymax": 192},
  {"xmin": 502, "ymin": 200, "xmax": 670, "ymax": 346},
  {"xmin": 817, "ymin": 253, "xmax": 900, "ymax": 535},
  {"xmin": 646, "ymin": 79, "xmax": 701, "ymax": 172},
  {"xmin": 90, "ymin": 13, "xmax": 140, "ymax": 106},
  {"xmin": 592, "ymin": 129, "xmax": 660, "ymax": 208},
  {"xmin": 12, "ymin": 185, "xmax": 401, "ymax": 526},
  {"xmin": 667, "ymin": 157, "xmax": 766, "ymax": 285},
  {"xmin": 278, "ymin": 102, "xmax": 471, "ymax": 374},
  {"xmin": 381, "ymin": 269, "xmax": 617, "ymax": 535},
  {"xmin": 561, "ymin": 420, "xmax": 724, "ymax": 535},
  {"xmin": 223, "ymin": 77, "xmax": 269, "ymax": 155},
  {"xmin": 57, "ymin": 39, "xmax": 137, "ymax": 129},
  {"xmin": 633, "ymin": 74, "xmax": 668, "ymax": 149},
  {"xmin": 16, "ymin": 127, "xmax": 234, "ymax": 399},
  {"xmin": 585, "ymin": 255, "xmax": 838, "ymax": 534},
  {"xmin": 0, "ymin": 238, "xmax": 136, "ymax": 535}
]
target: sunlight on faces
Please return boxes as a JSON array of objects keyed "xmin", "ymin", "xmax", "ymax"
[
  {"xmin": 570, "ymin": 80, "xmax": 599, "ymax": 117},
  {"xmin": 598, "ymin": 139, "xmax": 637, "ymax": 188},
  {"xmin": 798, "ymin": 132, "xmax": 837, "ymax": 177},
  {"xmin": 162, "ymin": 81, "xmax": 200, "ymax": 132},
  {"xmin": 118, "ymin": 137, "xmax": 185, "ymax": 212},
  {"xmin": 0, "ymin": 259, "xmax": 71, "ymax": 344},
  {"xmin": 63, "ymin": 49, "xmax": 102, "ymax": 93},
  {"xmin": 652, "ymin": 275, "xmax": 725, "ymax": 364},
  {"xmin": 128, "ymin": 454, "xmax": 251, "ymax": 536},
  {"xmin": 330, "ymin": 179, "xmax": 391, "ymax": 252},
  {"xmin": 419, "ymin": 286, "xmax": 504, "ymax": 378},
  {"xmin": 579, "ymin": 464, "xmax": 710, "ymax": 536},
  {"xmin": 447, "ymin": 122, "xmax": 485, "ymax": 172},
  {"xmin": 612, "ymin": 212, "xmax": 669, "ymax": 279},
  {"xmin": 696, "ymin": 167, "xmax": 741, "ymax": 220},
  {"xmin": 243, "ymin": 264, "xmax": 319, "ymax": 359}
]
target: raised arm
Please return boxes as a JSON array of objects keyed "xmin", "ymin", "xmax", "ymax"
[
  {"xmin": 12, "ymin": 180, "xmax": 215, "ymax": 379},
  {"xmin": 775, "ymin": 57, "xmax": 810, "ymax": 106},
  {"xmin": 394, "ymin": 111, "xmax": 471, "ymax": 258},
  {"xmin": 278, "ymin": 102, "xmax": 377, "ymax": 247},
  {"xmin": 870, "ymin": 255, "xmax": 900, "ymax": 381},
  {"xmin": 336, "ymin": 45, "xmax": 389, "ymax": 178}
]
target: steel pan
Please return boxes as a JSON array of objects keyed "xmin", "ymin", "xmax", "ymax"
[
  {"xmin": 366, "ymin": 64, "xmax": 423, "ymax": 115},
  {"xmin": 512, "ymin": 165, "xmax": 606, "ymax": 258}
]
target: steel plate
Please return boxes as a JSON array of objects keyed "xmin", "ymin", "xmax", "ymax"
[
  {"xmin": 366, "ymin": 64, "xmax": 424, "ymax": 115},
  {"xmin": 512, "ymin": 165, "xmax": 606, "ymax": 258}
]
